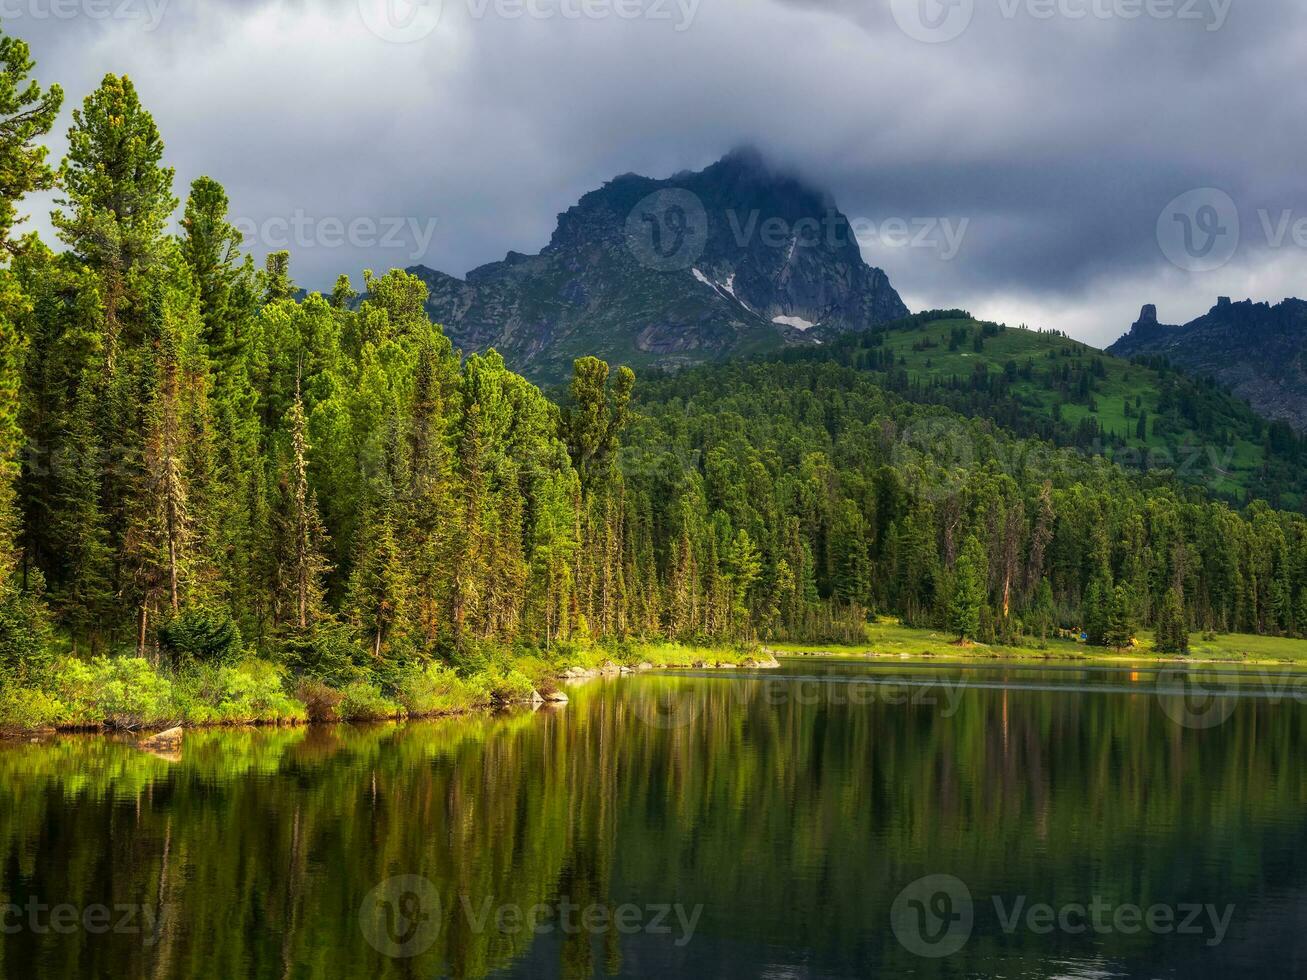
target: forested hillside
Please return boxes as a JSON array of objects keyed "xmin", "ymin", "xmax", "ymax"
[
  {"xmin": 4, "ymin": 32, "xmax": 1307, "ymax": 730},
  {"xmin": 787, "ymin": 311, "xmax": 1307, "ymax": 508},
  {"xmin": 626, "ymin": 356, "xmax": 1307, "ymax": 648}
]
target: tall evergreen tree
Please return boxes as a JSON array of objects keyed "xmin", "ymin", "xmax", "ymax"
[
  {"xmin": 950, "ymin": 536, "xmax": 986, "ymax": 642},
  {"xmin": 276, "ymin": 385, "xmax": 330, "ymax": 630},
  {"xmin": 0, "ymin": 30, "xmax": 61, "ymax": 257},
  {"xmin": 1155, "ymin": 586, "xmax": 1189, "ymax": 654},
  {"xmin": 52, "ymin": 74, "xmax": 177, "ymax": 360},
  {"xmin": 180, "ymin": 176, "xmax": 247, "ymax": 353},
  {"xmin": 1103, "ymin": 585, "xmax": 1134, "ymax": 651}
]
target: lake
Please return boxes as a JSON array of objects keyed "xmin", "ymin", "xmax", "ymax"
[{"xmin": 3, "ymin": 656, "xmax": 1306, "ymax": 978}]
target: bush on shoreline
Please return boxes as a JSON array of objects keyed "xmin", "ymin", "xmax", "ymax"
[{"xmin": 0, "ymin": 636, "xmax": 764, "ymax": 736}]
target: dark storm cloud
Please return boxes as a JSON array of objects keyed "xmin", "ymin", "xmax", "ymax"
[{"xmin": 12, "ymin": 0, "xmax": 1307, "ymax": 345}]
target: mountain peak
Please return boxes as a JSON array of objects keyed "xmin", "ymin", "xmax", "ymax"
[
  {"xmin": 414, "ymin": 153, "xmax": 907, "ymax": 382},
  {"xmin": 710, "ymin": 145, "xmax": 774, "ymax": 177}
]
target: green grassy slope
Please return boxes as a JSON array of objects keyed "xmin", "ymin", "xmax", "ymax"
[
  {"xmin": 772, "ymin": 619, "xmax": 1307, "ymax": 666},
  {"xmin": 791, "ymin": 312, "xmax": 1306, "ymax": 507}
]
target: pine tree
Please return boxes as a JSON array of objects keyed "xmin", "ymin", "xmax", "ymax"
[
  {"xmin": 1083, "ymin": 572, "xmax": 1113, "ymax": 646},
  {"xmin": 1031, "ymin": 577, "xmax": 1055, "ymax": 644},
  {"xmin": 180, "ymin": 176, "xmax": 246, "ymax": 353},
  {"xmin": 277, "ymin": 385, "xmax": 330, "ymax": 630},
  {"xmin": 261, "ymin": 251, "xmax": 296, "ymax": 305},
  {"xmin": 725, "ymin": 527, "xmax": 762, "ymax": 637},
  {"xmin": 403, "ymin": 339, "xmax": 452, "ymax": 645},
  {"xmin": 0, "ymin": 30, "xmax": 61, "ymax": 256},
  {"xmin": 0, "ymin": 29, "xmax": 60, "ymax": 597},
  {"xmin": 949, "ymin": 537, "xmax": 986, "ymax": 642},
  {"xmin": 121, "ymin": 296, "xmax": 191, "ymax": 652},
  {"xmin": 1103, "ymin": 585, "xmax": 1134, "ymax": 651},
  {"xmin": 0, "ymin": 300, "xmax": 21, "ymax": 592},
  {"xmin": 53, "ymin": 74, "xmax": 177, "ymax": 361},
  {"xmin": 1155, "ymin": 586, "xmax": 1189, "ymax": 654},
  {"xmin": 451, "ymin": 400, "xmax": 487, "ymax": 642},
  {"xmin": 345, "ymin": 487, "xmax": 409, "ymax": 659},
  {"xmin": 328, "ymin": 275, "xmax": 357, "ymax": 310},
  {"xmin": 51, "ymin": 386, "xmax": 113, "ymax": 646}
]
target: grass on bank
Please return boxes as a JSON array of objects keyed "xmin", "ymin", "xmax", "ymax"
[
  {"xmin": 768, "ymin": 619, "xmax": 1307, "ymax": 666},
  {"xmin": 0, "ymin": 640, "xmax": 763, "ymax": 736}
]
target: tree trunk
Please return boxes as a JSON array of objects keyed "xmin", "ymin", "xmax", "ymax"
[{"xmin": 138, "ymin": 603, "xmax": 149, "ymax": 659}]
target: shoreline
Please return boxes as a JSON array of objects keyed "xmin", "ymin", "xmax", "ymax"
[
  {"xmin": 0, "ymin": 650, "xmax": 782, "ymax": 742},
  {"xmin": 766, "ymin": 644, "xmax": 1307, "ymax": 671}
]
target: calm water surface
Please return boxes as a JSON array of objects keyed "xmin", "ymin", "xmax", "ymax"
[{"xmin": 3, "ymin": 657, "xmax": 1307, "ymax": 978}]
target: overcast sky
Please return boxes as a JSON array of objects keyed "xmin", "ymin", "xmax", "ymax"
[{"xmin": 13, "ymin": 0, "xmax": 1305, "ymax": 346}]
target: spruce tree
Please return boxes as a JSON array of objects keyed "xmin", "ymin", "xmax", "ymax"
[
  {"xmin": 0, "ymin": 30, "xmax": 61, "ymax": 256},
  {"xmin": 0, "ymin": 28, "xmax": 61, "ymax": 597},
  {"xmin": 1103, "ymin": 585, "xmax": 1134, "ymax": 651},
  {"xmin": 0, "ymin": 300, "xmax": 20, "ymax": 591},
  {"xmin": 261, "ymin": 251, "xmax": 296, "ymax": 304},
  {"xmin": 1031, "ymin": 577, "xmax": 1055, "ymax": 644},
  {"xmin": 949, "ymin": 537, "xmax": 986, "ymax": 642},
  {"xmin": 345, "ymin": 487, "xmax": 409, "ymax": 660},
  {"xmin": 180, "ymin": 176, "xmax": 246, "ymax": 353},
  {"xmin": 1155, "ymin": 586, "xmax": 1189, "ymax": 654},
  {"xmin": 53, "ymin": 74, "xmax": 177, "ymax": 358},
  {"xmin": 1084, "ymin": 572, "xmax": 1113, "ymax": 646},
  {"xmin": 277, "ymin": 385, "xmax": 331, "ymax": 630}
]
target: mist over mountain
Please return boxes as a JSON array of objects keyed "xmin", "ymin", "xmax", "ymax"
[{"xmin": 407, "ymin": 148, "xmax": 907, "ymax": 383}]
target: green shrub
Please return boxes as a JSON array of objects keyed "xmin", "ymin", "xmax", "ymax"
[
  {"xmin": 157, "ymin": 607, "xmax": 242, "ymax": 667},
  {"xmin": 393, "ymin": 663, "xmax": 492, "ymax": 716},
  {"xmin": 174, "ymin": 661, "xmax": 305, "ymax": 725},
  {"xmin": 482, "ymin": 667, "xmax": 536, "ymax": 703},
  {"xmin": 336, "ymin": 681, "xmax": 402, "ymax": 722},
  {"xmin": 0, "ymin": 686, "xmax": 67, "ymax": 731},
  {"xmin": 55, "ymin": 656, "xmax": 174, "ymax": 729}
]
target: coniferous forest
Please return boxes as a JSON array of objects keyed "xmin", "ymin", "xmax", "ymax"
[{"xmin": 5, "ymin": 34, "xmax": 1307, "ymax": 728}]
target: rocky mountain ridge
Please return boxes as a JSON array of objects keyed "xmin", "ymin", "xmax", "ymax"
[{"xmin": 408, "ymin": 148, "xmax": 908, "ymax": 382}]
